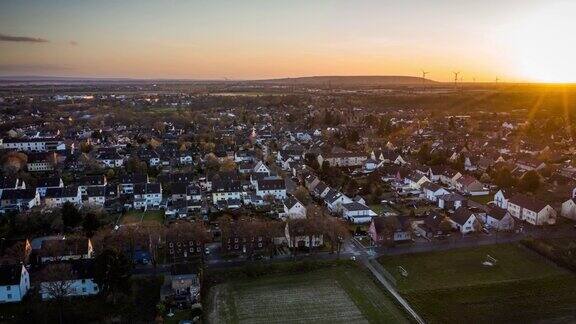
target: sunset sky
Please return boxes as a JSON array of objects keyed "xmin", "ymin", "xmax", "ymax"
[{"xmin": 1, "ymin": 0, "xmax": 575, "ymax": 82}]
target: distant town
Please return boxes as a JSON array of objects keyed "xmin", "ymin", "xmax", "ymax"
[{"xmin": 1, "ymin": 79, "xmax": 576, "ymax": 323}]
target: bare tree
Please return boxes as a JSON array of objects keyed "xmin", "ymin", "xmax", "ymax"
[{"xmin": 39, "ymin": 263, "xmax": 75, "ymax": 324}]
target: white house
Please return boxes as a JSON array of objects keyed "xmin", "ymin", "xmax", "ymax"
[
  {"xmin": 40, "ymin": 260, "xmax": 99, "ymax": 300},
  {"xmin": 421, "ymin": 182, "xmax": 450, "ymax": 202},
  {"xmin": 484, "ymin": 205, "xmax": 515, "ymax": 231},
  {"xmin": 211, "ymin": 180, "xmax": 243, "ymax": 204},
  {"xmin": 324, "ymin": 190, "xmax": 352, "ymax": 213},
  {"xmin": 507, "ymin": 194, "xmax": 556, "ymax": 226},
  {"xmin": 449, "ymin": 207, "xmax": 480, "ymax": 234},
  {"xmin": 133, "ymin": 183, "xmax": 162, "ymax": 209},
  {"xmin": 561, "ymin": 198, "xmax": 576, "ymax": 221},
  {"xmin": 44, "ymin": 186, "xmax": 82, "ymax": 208},
  {"xmin": 255, "ymin": 178, "xmax": 287, "ymax": 200},
  {"xmin": 282, "ymin": 196, "xmax": 306, "ymax": 219},
  {"xmin": 253, "ymin": 161, "xmax": 271, "ymax": 175},
  {"xmin": 494, "ymin": 189, "xmax": 509, "ymax": 209},
  {"xmin": 0, "ymin": 264, "xmax": 30, "ymax": 303},
  {"xmin": 341, "ymin": 202, "xmax": 377, "ymax": 224},
  {"xmin": 0, "ymin": 188, "xmax": 40, "ymax": 212},
  {"xmin": 36, "ymin": 177, "xmax": 64, "ymax": 198}
]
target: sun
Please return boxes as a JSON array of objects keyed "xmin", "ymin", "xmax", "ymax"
[{"xmin": 506, "ymin": 2, "xmax": 576, "ymax": 83}]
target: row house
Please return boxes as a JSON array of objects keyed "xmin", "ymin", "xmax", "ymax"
[
  {"xmin": 507, "ymin": 194, "xmax": 556, "ymax": 226},
  {"xmin": 0, "ymin": 137, "xmax": 65, "ymax": 152},
  {"xmin": 255, "ymin": 178, "xmax": 287, "ymax": 200},
  {"xmin": 0, "ymin": 264, "xmax": 30, "ymax": 303},
  {"xmin": 44, "ymin": 186, "xmax": 82, "ymax": 208},
  {"xmin": 0, "ymin": 189, "xmax": 41, "ymax": 212},
  {"xmin": 133, "ymin": 183, "xmax": 162, "ymax": 209},
  {"xmin": 118, "ymin": 173, "xmax": 149, "ymax": 194}
]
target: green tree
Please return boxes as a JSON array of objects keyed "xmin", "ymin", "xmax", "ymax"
[
  {"xmin": 82, "ymin": 213, "xmax": 101, "ymax": 237},
  {"xmin": 61, "ymin": 202, "xmax": 82, "ymax": 228},
  {"xmin": 520, "ymin": 170, "xmax": 541, "ymax": 193},
  {"xmin": 94, "ymin": 248, "xmax": 132, "ymax": 305}
]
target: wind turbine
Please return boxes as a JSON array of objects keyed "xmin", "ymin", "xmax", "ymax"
[
  {"xmin": 421, "ymin": 70, "xmax": 429, "ymax": 83},
  {"xmin": 453, "ymin": 71, "xmax": 460, "ymax": 85}
]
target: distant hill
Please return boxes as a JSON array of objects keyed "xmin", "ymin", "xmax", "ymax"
[{"xmin": 253, "ymin": 75, "xmax": 437, "ymax": 86}]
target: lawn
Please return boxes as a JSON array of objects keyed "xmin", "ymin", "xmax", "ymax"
[
  {"xmin": 206, "ymin": 265, "xmax": 409, "ymax": 324},
  {"xmin": 468, "ymin": 194, "xmax": 493, "ymax": 205},
  {"xmin": 121, "ymin": 210, "xmax": 165, "ymax": 225},
  {"xmin": 379, "ymin": 244, "xmax": 576, "ymax": 323}
]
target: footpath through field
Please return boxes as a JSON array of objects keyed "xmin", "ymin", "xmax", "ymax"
[{"xmin": 351, "ymin": 238, "xmax": 426, "ymax": 324}]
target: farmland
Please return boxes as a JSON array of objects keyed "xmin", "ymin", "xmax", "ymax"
[
  {"xmin": 206, "ymin": 265, "xmax": 409, "ymax": 324},
  {"xmin": 379, "ymin": 244, "xmax": 576, "ymax": 323}
]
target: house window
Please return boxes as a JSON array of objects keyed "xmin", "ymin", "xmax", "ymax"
[
  {"xmin": 81, "ymin": 279, "xmax": 86, "ymax": 283},
  {"xmin": 82, "ymin": 287, "xmax": 87, "ymax": 293},
  {"xmin": 234, "ymin": 244, "xmax": 239, "ymax": 250},
  {"xmin": 7, "ymin": 294, "xmax": 12, "ymax": 299},
  {"xmin": 6, "ymin": 286, "xmax": 11, "ymax": 291}
]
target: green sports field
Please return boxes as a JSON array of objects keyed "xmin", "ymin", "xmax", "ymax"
[{"xmin": 379, "ymin": 244, "xmax": 576, "ymax": 323}]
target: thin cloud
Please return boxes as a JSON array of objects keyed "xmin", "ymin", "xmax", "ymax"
[
  {"xmin": 0, "ymin": 33, "xmax": 49, "ymax": 43},
  {"xmin": 69, "ymin": 40, "xmax": 78, "ymax": 46}
]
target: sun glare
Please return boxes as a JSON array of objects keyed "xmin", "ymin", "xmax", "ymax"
[{"xmin": 506, "ymin": 3, "xmax": 576, "ymax": 83}]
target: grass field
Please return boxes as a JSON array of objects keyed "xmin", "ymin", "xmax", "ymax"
[
  {"xmin": 121, "ymin": 210, "xmax": 165, "ymax": 225},
  {"xmin": 206, "ymin": 265, "xmax": 409, "ymax": 324},
  {"xmin": 379, "ymin": 244, "xmax": 576, "ymax": 323},
  {"xmin": 469, "ymin": 194, "xmax": 493, "ymax": 205}
]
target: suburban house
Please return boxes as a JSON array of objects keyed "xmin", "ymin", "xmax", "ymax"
[
  {"xmin": 160, "ymin": 264, "xmax": 200, "ymax": 304},
  {"xmin": 96, "ymin": 150, "xmax": 124, "ymax": 168},
  {"xmin": 133, "ymin": 183, "xmax": 162, "ymax": 209},
  {"xmin": 253, "ymin": 160, "xmax": 271, "ymax": 175},
  {"xmin": 255, "ymin": 178, "xmax": 287, "ymax": 200},
  {"xmin": 40, "ymin": 260, "xmax": 99, "ymax": 300},
  {"xmin": 421, "ymin": 182, "xmax": 450, "ymax": 202},
  {"xmin": 507, "ymin": 194, "xmax": 557, "ymax": 226},
  {"xmin": 454, "ymin": 175, "xmax": 488, "ymax": 196},
  {"xmin": 449, "ymin": 207, "xmax": 481, "ymax": 234},
  {"xmin": 26, "ymin": 152, "xmax": 57, "ymax": 172},
  {"xmin": 44, "ymin": 186, "xmax": 82, "ymax": 208},
  {"xmin": 312, "ymin": 182, "xmax": 330, "ymax": 198},
  {"xmin": 35, "ymin": 177, "xmax": 64, "ymax": 198},
  {"xmin": 341, "ymin": 201, "xmax": 377, "ymax": 224},
  {"xmin": 561, "ymin": 198, "xmax": 576, "ymax": 221},
  {"xmin": 484, "ymin": 205, "xmax": 515, "ymax": 231},
  {"xmin": 371, "ymin": 149, "xmax": 406, "ymax": 165},
  {"xmin": 0, "ymin": 239, "xmax": 32, "ymax": 265},
  {"xmin": 494, "ymin": 189, "xmax": 509, "ymax": 209},
  {"xmin": 369, "ymin": 216, "xmax": 412, "ymax": 245},
  {"xmin": 0, "ymin": 137, "xmax": 65, "ymax": 152},
  {"xmin": 404, "ymin": 172, "xmax": 430, "ymax": 190},
  {"xmin": 166, "ymin": 237, "xmax": 204, "ymax": 263},
  {"xmin": 78, "ymin": 175, "xmax": 107, "ymax": 197},
  {"xmin": 0, "ymin": 188, "xmax": 40, "ymax": 212},
  {"xmin": 437, "ymin": 193, "xmax": 466, "ymax": 210},
  {"xmin": 317, "ymin": 149, "xmax": 367, "ymax": 167},
  {"xmin": 0, "ymin": 264, "xmax": 30, "ymax": 303},
  {"xmin": 118, "ymin": 174, "xmax": 149, "ymax": 194},
  {"xmin": 324, "ymin": 189, "xmax": 352, "ymax": 213},
  {"xmin": 211, "ymin": 179, "xmax": 243, "ymax": 204},
  {"xmin": 282, "ymin": 196, "xmax": 307, "ymax": 220},
  {"xmin": 39, "ymin": 237, "xmax": 94, "ymax": 263},
  {"xmin": 285, "ymin": 220, "xmax": 324, "ymax": 249}
]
